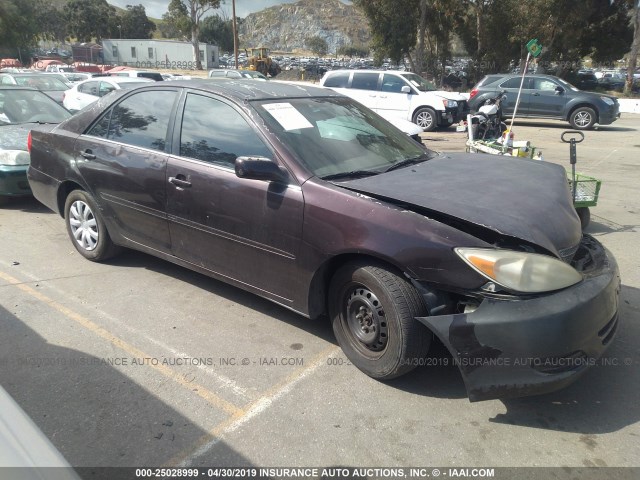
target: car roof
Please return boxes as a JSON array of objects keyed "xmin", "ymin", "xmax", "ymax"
[
  {"xmin": 326, "ymin": 69, "xmax": 408, "ymax": 75},
  {"xmin": 173, "ymin": 79, "xmax": 340, "ymax": 101}
]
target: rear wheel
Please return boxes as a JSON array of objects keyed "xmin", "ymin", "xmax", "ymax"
[
  {"xmin": 413, "ymin": 107, "xmax": 437, "ymax": 132},
  {"xmin": 569, "ymin": 107, "xmax": 596, "ymax": 130},
  {"xmin": 329, "ymin": 261, "xmax": 432, "ymax": 380},
  {"xmin": 64, "ymin": 190, "xmax": 120, "ymax": 261}
]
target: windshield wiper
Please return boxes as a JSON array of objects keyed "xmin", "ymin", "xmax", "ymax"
[
  {"xmin": 384, "ymin": 154, "xmax": 430, "ymax": 173},
  {"xmin": 321, "ymin": 170, "xmax": 381, "ymax": 181}
]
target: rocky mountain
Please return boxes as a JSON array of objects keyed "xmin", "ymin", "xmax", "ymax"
[{"xmin": 238, "ymin": 0, "xmax": 371, "ymax": 54}]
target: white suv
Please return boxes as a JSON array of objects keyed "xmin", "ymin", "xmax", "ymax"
[{"xmin": 319, "ymin": 69, "xmax": 468, "ymax": 131}]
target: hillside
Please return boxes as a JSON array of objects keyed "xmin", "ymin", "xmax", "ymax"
[{"xmin": 238, "ymin": 0, "xmax": 371, "ymax": 53}]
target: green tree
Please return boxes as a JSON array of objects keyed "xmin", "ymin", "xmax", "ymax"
[
  {"xmin": 183, "ymin": 0, "xmax": 222, "ymax": 69},
  {"xmin": 199, "ymin": 14, "xmax": 234, "ymax": 52},
  {"xmin": 117, "ymin": 4, "xmax": 156, "ymax": 39},
  {"xmin": 0, "ymin": 0, "xmax": 42, "ymax": 59},
  {"xmin": 305, "ymin": 36, "xmax": 328, "ymax": 56},
  {"xmin": 353, "ymin": 0, "xmax": 419, "ymax": 63},
  {"xmin": 160, "ymin": 0, "xmax": 191, "ymax": 39},
  {"xmin": 64, "ymin": 0, "xmax": 116, "ymax": 42},
  {"xmin": 626, "ymin": 0, "xmax": 640, "ymax": 94}
]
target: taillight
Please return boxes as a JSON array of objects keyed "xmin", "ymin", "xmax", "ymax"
[
  {"xmin": 469, "ymin": 88, "xmax": 479, "ymax": 100},
  {"xmin": 27, "ymin": 131, "xmax": 32, "ymax": 153}
]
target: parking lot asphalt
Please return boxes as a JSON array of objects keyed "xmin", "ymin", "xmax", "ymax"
[{"xmin": 0, "ymin": 115, "xmax": 639, "ymax": 474}]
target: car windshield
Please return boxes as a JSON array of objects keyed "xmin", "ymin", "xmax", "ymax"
[
  {"xmin": 255, "ymin": 97, "xmax": 433, "ymax": 179},
  {"xmin": 0, "ymin": 89, "xmax": 72, "ymax": 124},
  {"xmin": 400, "ymin": 73, "xmax": 436, "ymax": 92},
  {"xmin": 14, "ymin": 75, "xmax": 70, "ymax": 91}
]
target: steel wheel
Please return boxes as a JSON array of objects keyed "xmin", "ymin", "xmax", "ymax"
[
  {"xmin": 345, "ymin": 284, "xmax": 389, "ymax": 356},
  {"xmin": 329, "ymin": 261, "xmax": 432, "ymax": 380},
  {"xmin": 69, "ymin": 200, "xmax": 99, "ymax": 251}
]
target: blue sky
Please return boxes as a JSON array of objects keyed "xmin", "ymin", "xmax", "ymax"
[{"xmin": 109, "ymin": 1, "xmax": 351, "ymax": 20}]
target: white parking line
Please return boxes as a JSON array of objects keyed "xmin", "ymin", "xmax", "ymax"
[
  {"xmin": 0, "ymin": 262, "xmax": 252, "ymax": 402},
  {"xmin": 169, "ymin": 345, "xmax": 340, "ymax": 467}
]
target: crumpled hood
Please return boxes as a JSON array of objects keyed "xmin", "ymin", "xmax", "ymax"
[
  {"xmin": 427, "ymin": 90, "xmax": 467, "ymax": 102},
  {"xmin": 341, "ymin": 153, "xmax": 582, "ymax": 257}
]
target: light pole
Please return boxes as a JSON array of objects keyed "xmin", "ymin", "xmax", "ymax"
[{"xmin": 232, "ymin": 0, "xmax": 238, "ymax": 70}]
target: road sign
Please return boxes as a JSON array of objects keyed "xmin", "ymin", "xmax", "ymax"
[{"xmin": 526, "ymin": 38, "xmax": 543, "ymax": 58}]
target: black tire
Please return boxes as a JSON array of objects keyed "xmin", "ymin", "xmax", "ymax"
[
  {"xmin": 64, "ymin": 190, "xmax": 120, "ymax": 261},
  {"xmin": 576, "ymin": 207, "xmax": 591, "ymax": 230},
  {"xmin": 329, "ymin": 261, "xmax": 432, "ymax": 380},
  {"xmin": 413, "ymin": 107, "xmax": 437, "ymax": 132},
  {"xmin": 569, "ymin": 107, "xmax": 597, "ymax": 130}
]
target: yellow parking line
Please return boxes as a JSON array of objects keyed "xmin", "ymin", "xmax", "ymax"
[
  {"xmin": 165, "ymin": 345, "xmax": 340, "ymax": 467},
  {"xmin": 0, "ymin": 270, "xmax": 244, "ymax": 417}
]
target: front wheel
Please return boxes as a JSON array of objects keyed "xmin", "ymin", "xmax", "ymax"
[
  {"xmin": 569, "ymin": 107, "xmax": 596, "ymax": 130},
  {"xmin": 413, "ymin": 107, "xmax": 437, "ymax": 132},
  {"xmin": 329, "ymin": 261, "xmax": 432, "ymax": 380},
  {"xmin": 64, "ymin": 190, "xmax": 120, "ymax": 261}
]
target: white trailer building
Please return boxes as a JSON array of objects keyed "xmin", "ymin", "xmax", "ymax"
[{"xmin": 102, "ymin": 39, "xmax": 219, "ymax": 70}]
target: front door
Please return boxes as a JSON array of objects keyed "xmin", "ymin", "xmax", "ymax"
[
  {"xmin": 375, "ymin": 73, "xmax": 414, "ymax": 122},
  {"xmin": 166, "ymin": 92, "xmax": 304, "ymax": 304},
  {"xmin": 498, "ymin": 76, "xmax": 533, "ymax": 117},
  {"xmin": 528, "ymin": 77, "xmax": 566, "ymax": 117}
]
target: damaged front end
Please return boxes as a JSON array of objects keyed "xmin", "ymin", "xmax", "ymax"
[{"xmin": 413, "ymin": 234, "xmax": 621, "ymax": 402}]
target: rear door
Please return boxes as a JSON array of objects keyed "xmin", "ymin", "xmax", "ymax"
[
  {"xmin": 74, "ymin": 88, "xmax": 178, "ymax": 252},
  {"xmin": 165, "ymin": 91, "xmax": 304, "ymax": 303},
  {"xmin": 497, "ymin": 76, "xmax": 533, "ymax": 116},
  {"xmin": 346, "ymin": 72, "xmax": 381, "ymax": 111}
]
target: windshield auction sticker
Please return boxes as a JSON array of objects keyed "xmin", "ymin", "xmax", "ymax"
[{"xmin": 262, "ymin": 102, "xmax": 313, "ymax": 131}]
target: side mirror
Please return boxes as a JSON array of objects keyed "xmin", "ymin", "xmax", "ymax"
[
  {"xmin": 401, "ymin": 85, "xmax": 411, "ymax": 94},
  {"xmin": 235, "ymin": 156, "xmax": 288, "ymax": 183},
  {"xmin": 555, "ymin": 86, "xmax": 565, "ymax": 94}
]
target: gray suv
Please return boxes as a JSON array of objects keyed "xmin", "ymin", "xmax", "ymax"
[{"xmin": 468, "ymin": 74, "xmax": 620, "ymax": 129}]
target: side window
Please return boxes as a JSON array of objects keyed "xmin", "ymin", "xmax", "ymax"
[
  {"xmin": 351, "ymin": 72, "xmax": 379, "ymax": 91},
  {"xmin": 500, "ymin": 77, "xmax": 532, "ymax": 89},
  {"xmin": 533, "ymin": 78, "xmax": 558, "ymax": 91},
  {"xmin": 381, "ymin": 74, "xmax": 407, "ymax": 93},
  {"xmin": 179, "ymin": 93, "xmax": 271, "ymax": 168},
  {"xmin": 87, "ymin": 109, "xmax": 112, "ymax": 139},
  {"xmin": 79, "ymin": 81, "xmax": 100, "ymax": 96},
  {"xmin": 99, "ymin": 82, "xmax": 116, "ymax": 97},
  {"xmin": 131, "ymin": 47, "xmax": 136, "ymax": 58},
  {"xmin": 98, "ymin": 90, "xmax": 177, "ymax": 151},
  {"xmin": 323, "ymin": 71, "xmax": 350, "ymax": 88}
]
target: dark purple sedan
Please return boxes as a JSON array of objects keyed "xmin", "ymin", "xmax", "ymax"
[{"xmin": 27, "ymin": 80, "xmax": 620, "ymax": 401}]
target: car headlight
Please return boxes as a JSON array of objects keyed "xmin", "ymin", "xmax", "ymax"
[
  {"xmin": 0, "ymin": 150, "xmax": 30, "ymax": 166},
  {"xmin": 455, "ymin": 248, "xmax": 582, "ymax": 293},
  {"xmin": 443, "ymin": 99, "xmax": 458, "ymax": 108},
  {"xmin": 600, "ymin": 96, "xmax": 614, "ymax": 106}
]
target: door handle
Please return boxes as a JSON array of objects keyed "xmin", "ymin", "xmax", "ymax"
[
  {"xmin": 80, "ymin": 150, "xmax": 96, "ymax": 160},
  {"xmin": 169, "ymin": 176, "xmax": 192, "ymax": 188},
  {"xmin": 532, "ymin": 93, "xmax": 540, "ymax": 96}
]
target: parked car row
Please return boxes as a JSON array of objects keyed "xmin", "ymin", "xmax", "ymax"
[{"xmin": 467, "ymin": 73, "xmax": 620, "ymax": 130}]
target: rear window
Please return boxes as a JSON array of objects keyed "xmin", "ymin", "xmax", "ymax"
[
  {"xmin": 476, "ymin": 75, "xmax": 503, "ymax": 88},
  {"xmin": 351, "ymin": 72, "xmax": 379, "ymax": 91},
  {"xmin": 323, "ymin": 71, "xmax": 350, "ymax": 88},
  {"xmin": 137, "ymin": 72, "xmax": 163, "ymax": 81}
]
